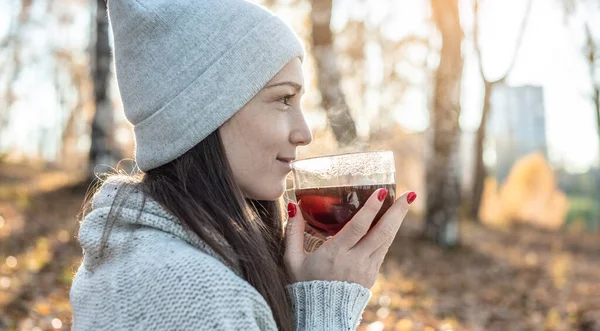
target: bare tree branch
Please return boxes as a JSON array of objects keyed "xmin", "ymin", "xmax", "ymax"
[{"xmin": 473, "ymin": 0, "xmax": 533, "ymax": 84}]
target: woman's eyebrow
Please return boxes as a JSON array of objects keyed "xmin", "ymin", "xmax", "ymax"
[{"xmin": 264, "ymin": 81, "xmax": 303, "ymax": 92}]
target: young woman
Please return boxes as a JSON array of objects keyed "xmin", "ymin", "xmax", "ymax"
[{"xmin": 69, "ymin": 0, "xmax": 416, "ymax": 330}]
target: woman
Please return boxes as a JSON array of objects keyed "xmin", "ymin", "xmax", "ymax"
[{"xmin": 70, "ymin": 0, "xmax": 416, "ymax": 330}]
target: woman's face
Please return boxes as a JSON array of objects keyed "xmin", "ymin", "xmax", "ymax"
[{"xmin": 220, "ymin": 58, "xmax": 312, "ymax": 200}]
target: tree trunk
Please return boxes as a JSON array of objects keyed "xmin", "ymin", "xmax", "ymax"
[
  {"xmin": 309, "ymin": 0, "xmax": 357, "ymax": 146},
  {"xmin": 595, "ymin": 86, "xmax": 599, "ymax": 166},
  {"xmin": 88, "ymin": 0, "xmax": 115, "ymax": 181},
  {"xmin": 424, "ymin": 0, "xmax": 463, "ymax": 248},
  {"xmin": 469, "ymin": 0, "xmax": 531, "ymax": 220},
  {"xmin": 0, "ymin": 2, "xmax": 29, "ymax": 149},
  {"xmin": 471, "ymin": 81, "xmax": 492, "ymax": 218},
  {"xmin": 585, "ymin": 22, "xmax": 600, "ymax": 227},
  {"xmin": 593, "ymin": 63, "xmax": 599, "ymax": 204},
  {"xmin": 595, "ymin": 86, "xmax": 599, "ymax": 227}
]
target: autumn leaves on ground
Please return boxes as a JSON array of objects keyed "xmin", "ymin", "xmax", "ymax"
[{"xmin": 0, "ymin": 155, "xmax": 599, "ymax": 331}]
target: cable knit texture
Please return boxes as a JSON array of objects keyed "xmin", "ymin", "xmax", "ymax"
[{"xmin": 70, "ymin": 177, "xmax": 371, "ymax": 330}]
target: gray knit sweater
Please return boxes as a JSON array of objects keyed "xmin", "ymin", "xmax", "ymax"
[{"xmin": 70, "ymin": 178, "xmax": 371, "ymax": 330}]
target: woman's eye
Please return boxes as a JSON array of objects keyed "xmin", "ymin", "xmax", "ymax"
[{"xmin": 278, "ymin": 94, "xmax": 295, "ymax": 106}]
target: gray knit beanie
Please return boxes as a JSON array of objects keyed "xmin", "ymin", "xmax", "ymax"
[{"xmin": 107, "ymin": 0, "xmax": 305, "ymax": 171}]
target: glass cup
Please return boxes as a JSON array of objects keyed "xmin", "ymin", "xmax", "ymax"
[{"xmin": 292, "ymin": 151, "xmax": 396, "ymax": 237}]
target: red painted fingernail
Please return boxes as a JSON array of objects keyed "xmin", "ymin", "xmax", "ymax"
[
  {"xmin": 407, "ymin": 192, "xmax": 417, "ymax": 204},
  {"xmin": 288, "ymin": 202, "xmax": 297, "ymax": 218},
  {"xmin": 377, "ymin": 188, "xmax": 388, "ymax": 201}
]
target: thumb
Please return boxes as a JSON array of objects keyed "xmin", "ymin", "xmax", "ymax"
[{"xmin": 284, "ymin": 202, "xmax": 306, "ymax": 264}]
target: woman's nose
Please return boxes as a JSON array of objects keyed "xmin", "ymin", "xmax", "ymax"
[{"xmin": 290, "ymin": 116, "xmax": 313, "ymax": 147}]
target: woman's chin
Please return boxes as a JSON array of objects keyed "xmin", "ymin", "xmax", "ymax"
[{"xmin": 244, "ymin": 184, "xmax": 286, "ymax": 201}]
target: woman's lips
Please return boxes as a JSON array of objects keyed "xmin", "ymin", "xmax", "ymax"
[{"xmin": 277, "ymin": 158, "xmax": 294, "ymax": 170}]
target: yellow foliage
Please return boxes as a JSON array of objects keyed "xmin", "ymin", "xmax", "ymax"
[
  {"xmin": 394, "ymin": 318, "xmax": 413, "ymax": 331},
  {"xmin": 545, "ymin": 307, "xmax": 562, "ymax": 330},
  {"xmin": 441, "ymin": 317, "xmax": 459, "ymax": 330},
  {"xmin": 33, "ymin": 302, "xmax": 52, "ymax": 316},
  {"xmin": 479, "ymin": 177, "xmax": 509, "ymax": 230},
  {"xmin": 550, "ymin": 253, "xmax": 570, "ymax": 290},
  {"xmin": 479, "ymin": 153, "xmax": 569, "ymax": 231}
]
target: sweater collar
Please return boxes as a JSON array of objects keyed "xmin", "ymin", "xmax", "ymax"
[{"xmin": 78, "ymin": 176, "xmax": 242, "ymax": 277}]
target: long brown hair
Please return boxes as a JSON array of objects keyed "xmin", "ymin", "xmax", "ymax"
[{"xmin": 86, "ymin": 130, "xmax": 294, "ymax": 330}]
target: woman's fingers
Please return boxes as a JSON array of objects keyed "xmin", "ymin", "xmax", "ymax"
[
  {"xmin": 370, "ymin": 243, "xmax": 389, "ymax": 262},
  {"xmin": 326, "ymin": 188, "xmax": 388, "ymax": 254},
  {"xmin": 285, "ymin": 190, "xmax": 416, "ymax": 290},
  {"xmin": 284, "ymin": 202, "xmax": 307, "ymax": 271},
  {"xmin": 354, "ymin": 191, "xmax": 416, "ymax": 256}
]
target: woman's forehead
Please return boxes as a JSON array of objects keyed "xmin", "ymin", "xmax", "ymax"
[{"xmin": 267, "ymin": 58, "xmax": 304, "ymax": 87}]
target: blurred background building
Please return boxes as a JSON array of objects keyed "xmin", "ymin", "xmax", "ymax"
[{"xmin": 486, "ymin": 84, "xmax": 548, "ymax": 183}]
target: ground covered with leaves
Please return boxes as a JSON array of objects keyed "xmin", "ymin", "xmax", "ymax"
[
  {"xmin": 360, "ymin": 221, "xmax": 600, "ymax": 331},
  {"xmin": 0, "ymin": 166, "xmax": 599, "ymax": 330}
]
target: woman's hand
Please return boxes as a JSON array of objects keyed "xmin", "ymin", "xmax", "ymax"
[{"xmin": 284, "ymin": 189, "xmax": 416, "ymax": 289}]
